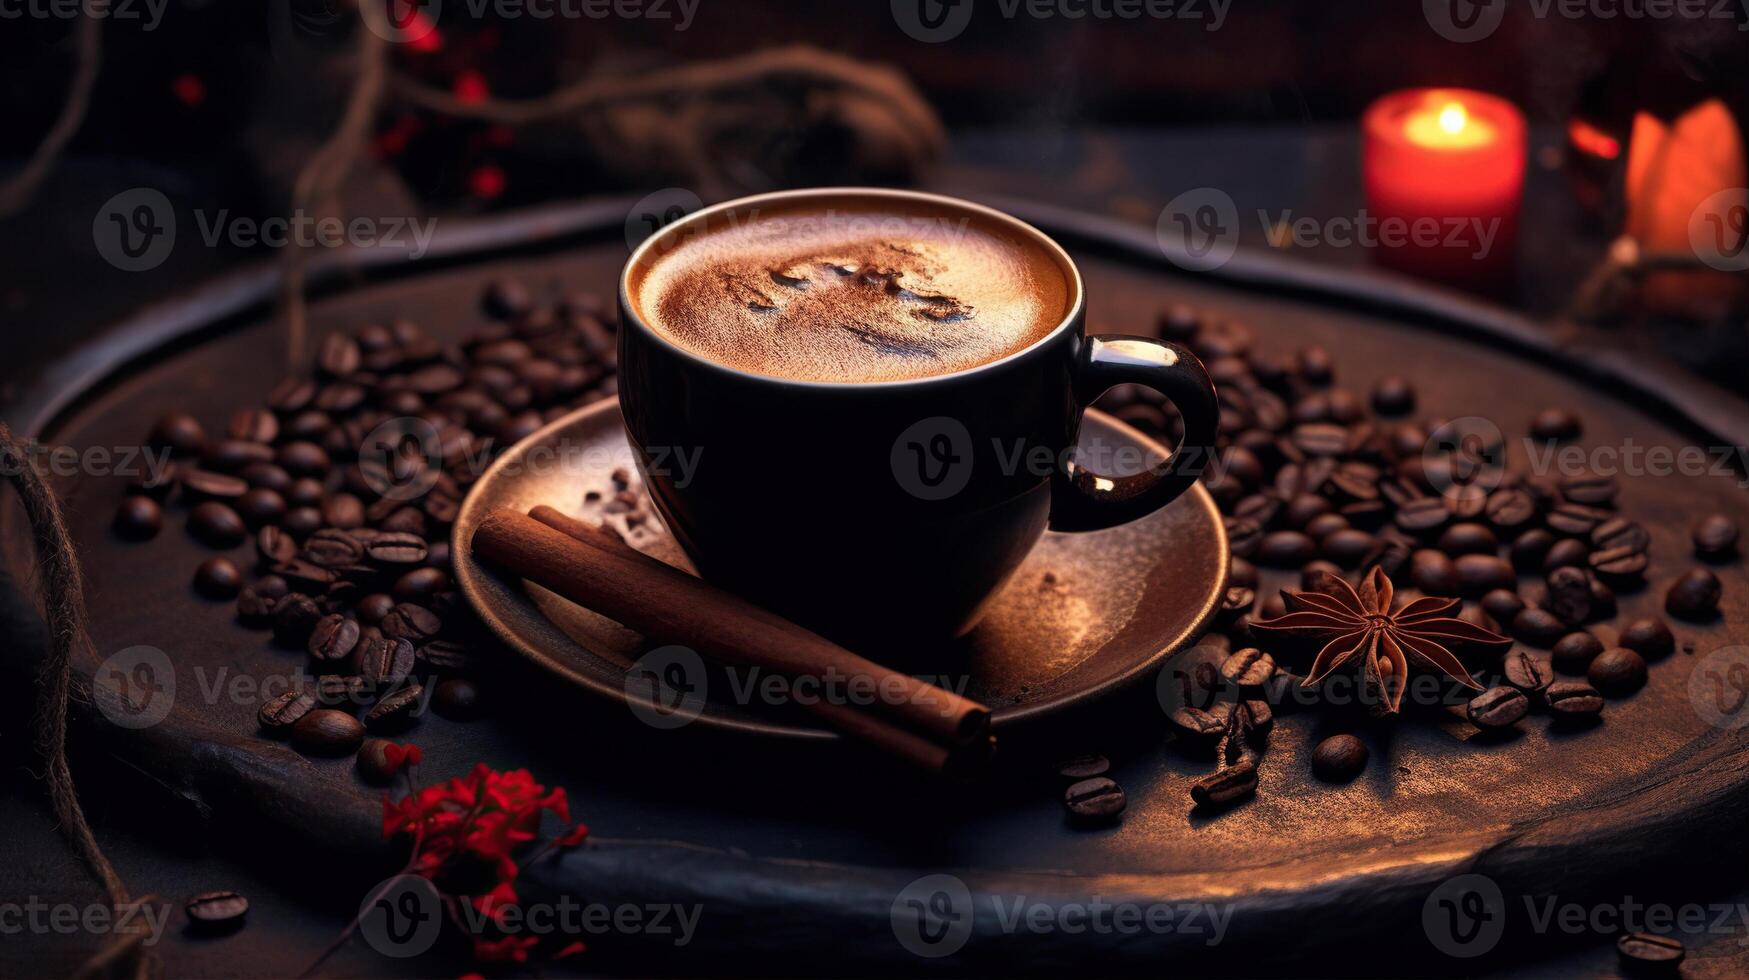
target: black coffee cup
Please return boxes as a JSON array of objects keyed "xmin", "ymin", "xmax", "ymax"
[{"xmin": 619, "ymin": 188, "xmax": 1218, "ymax": 648}]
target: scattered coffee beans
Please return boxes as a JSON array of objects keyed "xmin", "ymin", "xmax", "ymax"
[
  {"xmin": 1617, "ymin": 617, "xmax": 1675, "ymax": 660},
  {"xmin": 1467, "ymin": 686, "xmax": 1529, "ymax": 729},
  {"xmin": 113, "ymin": 495, "xmax": 163, "ymax": 539},
  {"xmin": 1665, "ymin": 569, "xmax": 1722, "ymax": 621},
  {"xmin": 193, "ymin": 557, "xmax": 243, "ymax": 599},
  {"xmin": 1311, "ymin": 735, "xmax": 1368, "ymax": 782},
  {"xmin": 1064, "ymin": 776, "xmax": 1127, "ymax": 824},
  {"xmin": 291, "ymin": 709, "xmax": 364, "ymax": 755},
  {"xmin": 1550, "ymin": 631, "xmax": 1604, "ymax": 674},
  {"xmin": 185, "ymin": 891, "xmax": 248, "ymax": 931},
  {"xmin": 1692, "ymin": 514, "xmax": 1739, "ymax": 560},
  {"xmin": 1588, "ymin": 647, "xmax": 1647, "ymax": 696},
  {"xmin": 1545, "ymin": 681, "xmax": 1605, "ymax": 720}
]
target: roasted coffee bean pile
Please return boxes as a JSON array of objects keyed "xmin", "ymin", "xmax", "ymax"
[
  {"xmin": 1094, "ymin": 303, "xmax": 1736, "ymax": 807},
  {"xmin": 114, "ymin": 280, "xmax": 620, "ymax": 756}
]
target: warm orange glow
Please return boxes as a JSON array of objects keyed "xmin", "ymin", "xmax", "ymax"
[
  {"xmin": 1404, "ymin": 94, "xmax": 1497, "ymax": 150},
  {"xmin": 1439, "ymin": 102, "xmax": 1467, "ymax": 135},
  {"xmin": 1568, "ymin": 119, "xmax": 1622, "ymax": 160}
]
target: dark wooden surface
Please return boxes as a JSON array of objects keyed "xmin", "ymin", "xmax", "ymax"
[{"xmin": 6, "ymin": 200, "xmax": 1749, "ymax": 976}]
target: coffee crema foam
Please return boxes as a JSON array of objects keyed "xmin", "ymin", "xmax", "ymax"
[{"xmin": 630, "ymin": 202, "xmax": 1072, "ymax": 382}]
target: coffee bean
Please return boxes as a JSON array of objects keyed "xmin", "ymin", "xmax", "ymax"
[
  {"xmin": 236, "ymin": 587, "xmax": 276, "ymax": 627},
  {"xmin": 268, "ymin": 378, "xmax": 317, "ymax": 413},
  {"xmin": 1311, "ymin": 735, "xmax": 1367, "ymax": 782},
  {"xmin": 1665, "ymin": 569, "xmax": 1723, "ymax": 621},
  {"xmin": 1305, "ymin": 512, "xmax": 1350, "ymax": 539},
  {"xmin": 1053, "ymin": 754, "xmax": 1111, "ymax": 783},
  {"xmin": 277, "ymin": 441, "xmax": 331, "ymax": 478},
  {"xmin": 366, "ymin": 531, "xmax": 428, "ymax": 565},
  {"xmin": 185, "ymin": 891, "xmax": 248, "ymax": 930},
  {"xmin": 285, "ymin": 478, "xmax": 325, "ymax": 508},
  {"xmin": 1589, "ymin": 546, "xmax": 1648, "ymax": 583},
  {"xmin": 1484, "ymin": 487, "xmax": 1537, "ymax": 532},
  {"xmin": 1171, "ymin": 702, "xmax": 1233, "ymax": 739},
  {"xmin": 188, "ymin": 502, "xmax": 246, "ymax": 547},
  {"xmin": 348, "ymin": 592, "xmax": 394, "ymax": 626},
  {"xmin": 1397, "ymin": 497, "xmax": 1451, "ymax": 536},
  {"xmin": 193, "ymin": 557, "xmax": 243, "ymax": 599},
  {"xmin": 1190, "ymin": 760, "xmax": 1258, "ymax": 809},
  {"xmin": 1444, "ymin": 483, "xmax": 1488, "ymax": 520},
  {"xmin": 1481, "ymin": 589, "xmax": 1526, "ymax": 625},
  {"xmin": 356, "ymin": 737, "xmax": 402, "ymax": 783},
  {"xmin": 292, "ymin": 708, "xmax": 365, "ymax": 754},
  {"xmin": 433, "ymin": 678, "xmax": 482, "ymax": 720},
  {"xmin": 1531, "ymin": 408, "xmax": 1581, "ymax": 442},
  {"xmin": 366, "ymin": 683, "xmax": 425, "ymax": 730},
  {"xmin": 1502, "ymin": 649, "xmax": 1552, "ymax": 695},
  {"xmin": 227, "ymin": 408, "xmax": 279, "ymax": 444},
  {"xmin": 380, "ymin": 603, "xmax": 441, "ymax": 641},
  {"xmin": 317, "ymin": 333, "xmax": 361, "ymax": 377},
  {"xmin": 1618, "ymin": 617, "xmax": 1675, "ymax": 660},
  {"xmin": 321, "ymin": 493, "xmax": 365, "ymax": 530},
  {"xmin": 303, "ymin": 528, "xmax": 365, "ymax": 568},
  {"xmin": 483, "ymin": 278, "xmax": 533, "ymax": 320},
  {"xmin": 257, "ymin": 691, "xmax": 316, "ymax": 729},
  {"xmin": 1545, "ymin": 680, "xmax": 1605, "ymax": 719},
  {"xmin": 417, "ymin": 640, "xmax": 472, "ymax": 672},
  {"xmin": 205, "ymin": 439, "xmax": 277, "ymax": 473},
  {"xmin": 1588, "ymin": 647, "xmax": 1647, "ymax": 696},
  {"xmin": 1616, "ymin": 932, "xmax": 1684, "ymax": 969},
  {"xmin": 273, "ymin": 558, "xmax": 338, "ymax": 592},
  {"xmin": 1284, "ymin": 493, "xmax": 1331, "ymax": 528},
  {"xmin": 308, "ymin": 613, "xmax": 361, "ymax": 662},
  {"xmin": 1467, "ymin": 686, "xmax": 1529, "ymax": 728},
  {"xmin": 1455, "ymin": 554, "xmax": 1515, "ymax": 597},
  {"xmin": 277, "ymin": 505, "xmax": 317, "ymax": 536},
  {"xmin": 1292, "ymin": 423, "xmax": 1350, "ymax": 457},
  {"xmin": 1228, "ymin": 557, "xmax": 1259, "ymax": 590},
  {"xmin": 1550, "ymin": 631, "xmax": 1604, "ymax": 674},
  {"xmin": 271, "ymin": 594, "xmax": 322, "ymax": 645},
  {"xmin": 358, "ymin": 633, "xmax": 415, "ymax": 686},
  {"xmin": 147, "ymin": 413, "xmax": 207, "ymax": 457},
  {"xmin": 1411, "ymin": 549, "xmax": 1460, "ymax": 596},
  {"xmin": 1512, "ymin": 528, "xmax": 1556, "ymax": 571},
  {"xmin": 1591, "ymin": 517, "xmax": 1649, "ymax": 553},
  {"xmin": 1559, "ymin": 473, "xmax": 1617, "ymax": 506},
  {"xmin": 1543, "ymin": 566, "xmax": 1594, "ymax": 626},
  {"xmin": 1220, "ymin": 648, "xmax": 1275, "ymax": 688},
  {"xmin": 1693, "ymin": 514, "xmax": 1739, "ymax": 559},
  {"xmin": 1063, "ymin": 775, "xmax": 1127, "ymax": 823},
  {"xmin": 1217, "ymin": 587, "xmax": 1255, "ymax": 624},
  {"xmin": 180, "ymin": 469, "xmax": 248, "ymax": 502},
  {"xmin": 1321, "ymin": 528, "xmax": 1377, "ymax": 568},
  {"xmin": 1547, "ymin": 503, "xmax": 1612, "ymax": 537},
  {"xmin": 1438, "ymin": 522, "xmax": 1498, "ymax": 556},
  {"xmin": 1257, "ymin": 530, "xmax": 1318, "ymax": 568},
  {"xmin": 1224, "ymin": 517, "xmax": 1263, "ymax": 559},
  {"xmin": 1541, "ymin": 538, "xmax": 1590, "ymax": 575},
  {"xmin": 1370, "ymin": 376, "xmax": 1415, "ymax": 416},
  {"xmin": 113, "ymin": 495, "xmax": 163, "ymax": 540},
  {"xmin": 1512, "ymin": 607, "xmax": 1567, "ymax": 647},
  {"xmin": 1300, "ymin": 562, "xmax": 1343, "ymax": 591}
]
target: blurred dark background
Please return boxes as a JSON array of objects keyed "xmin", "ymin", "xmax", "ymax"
[{"xmin": 2, "ymin": 0, "xmax": 1746, "ymax": 403}]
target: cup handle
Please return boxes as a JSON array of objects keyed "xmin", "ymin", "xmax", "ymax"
[{"xmin": 1049, "ymin": 336, "xmax": 1220, "ymax": 532}]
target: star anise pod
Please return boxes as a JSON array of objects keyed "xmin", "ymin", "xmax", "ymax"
[{"xmin": 1250, "ymin": 567, "xmax": 1509, "ymax": 714}]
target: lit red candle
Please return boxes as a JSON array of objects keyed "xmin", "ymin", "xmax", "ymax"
[{"xmin": 1363, "ymin": 88, "xmax": 1526, "ymax": 293}]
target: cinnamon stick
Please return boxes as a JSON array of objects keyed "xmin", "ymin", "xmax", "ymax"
[{"xmin": 470, "ymin": 508, "xmax": 992, "ymax": 761}]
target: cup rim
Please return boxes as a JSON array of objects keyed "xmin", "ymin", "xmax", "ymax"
[{"xmin": 618, "ymin": 187, "xmax": 1087, "ymax": 390}]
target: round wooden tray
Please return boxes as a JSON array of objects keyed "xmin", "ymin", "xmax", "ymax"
[{"xmin": 11, "ymin": 196, "xmax": 1749, "ymax": 974}]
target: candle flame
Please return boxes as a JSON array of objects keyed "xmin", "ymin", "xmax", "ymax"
[{"xmin": 1438, "ymin": 102, "xmax": 1468, "ymax": 136}]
